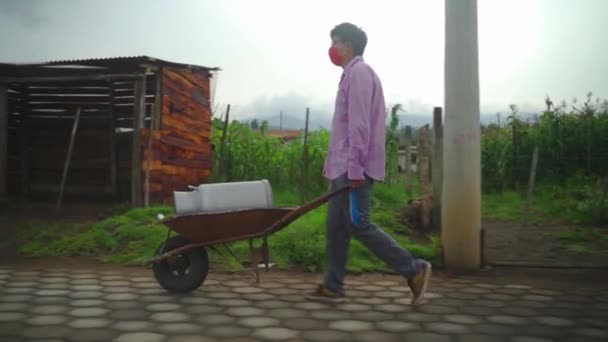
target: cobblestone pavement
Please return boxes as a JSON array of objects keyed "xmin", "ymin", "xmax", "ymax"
[{"xmin": 0, "ymin": 259, "xmax": 607, "ymax": 341}]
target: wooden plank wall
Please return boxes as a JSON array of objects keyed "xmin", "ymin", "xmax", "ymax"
[
  {"xmin": 143, "ymin": 67, "xmax": 212, "ymax": 203},
  {"xmin": 6, "ymin": 76, "xmax": 156, "ymax": 199}
]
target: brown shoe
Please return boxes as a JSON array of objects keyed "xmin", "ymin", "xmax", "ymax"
[
  {"xmin": 407, "ymin": 261, "xmax": 432, "ymax": 304},
  {"xmin": 305, "ymin": 284, "xmax": 345, "ymax": 303}
]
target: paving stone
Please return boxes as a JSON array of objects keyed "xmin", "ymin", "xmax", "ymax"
[
  {"xmin": 69, "ymin": 307, "xmax": 109, "ymax": 317},
  {"xmin": 281, "ymin": 294, "xmax": 306, "ymax": 302},
  {"xmin": 71, "ymin": 279, "xmax": 100, "ymax": 285},
  {"xmin": 239, "ymin": 317, "xmax": 280, "ymax": 328},
  {"xmin": 68, "ymin": 318, "xmax": 112, "ymax": 328},
  {"xmin": 0, "ymin": 312, "xmax": 27, "ymax": 322},
  {"xmin": 515, "ymin": 300, "xmax": 547, "ymax": 309},
  {"xmin": 574, "ymin": 328, "xmax": 608, "ymax": 338},
  {"xmin": 462, "ymin": 287, "xmax": 492, "ymax": 294},
  {"xmin": 0, "ymin": 303, "xmax": 28, "ymax": 311},
  {"xmin": 420, "ymin": 304, "xmax": 458, "ymax": 314},
  {"xmin": 388, "ymin": 286, "xmax": 410, "ymax": 292},
  {"xmin": 39, "ymin": 283, "xmax": 69, "ymax": 290},
  {"xmin": 166, "ymin": 335, "xmax": 217, "ymax": 342},
  {"xmin": 283, "ymin": 318, "xmax": 324, "ymax": 330},
  {"xmin": 256, "ymin": 300, "xmax": 290, "ymax": 309},
  {"xmin": 224, "ymin": 280, "xmax": 250, "ymax": 287},
  {"xmin": 523, "ymin": 295, "xmax": 553, "ymax": 301},
  {"xmin": 294, "ymin": 302, "xmax": 329, "ymax": 310},
  {"xmin": 336, "ymin": 303, "xmax": 372, "ymax": 311},
  {"xmin": 401, "ymin": 312, "xmax": 440, "ymax": 322},
  {"xmin": 206, "ymin": 292, "xmax": 234, "ymax": 299},
  {"xmin": 103, "ymin": 280, "xmax": 131, "ymax": 286},
  {"xmin": 71, "ymin": 274, "xmax": 98, "ymax": 279},
  {"xmin": 375, "ymin": 303, "xmax": 410, "ymax": 313},
  {"xmin": 252, "ymin": 327, "xmax": 300, "ymax": 340},
  {"xmin": 180, "ymin": 296, "xmax": 212, "ymax": 305},
  {"xmin": 233, "ymin": 286, "xmax": 264, "ymax": 294},
  {"xmin": 242, "ymin": 293, "xmax": 274, "ymax": 301},
  {"xmin": 0, "ymin": 294, "xmax": 31, "ymax": 302},
  {"xmin": 215, "ymin": 298, "xmax": 251, "ymax": 307},
  {"xmin": 187, "ymin": 305, "xmax": 223, "ymax": 314},
  {"xmin": 257, "ymin": 282, "xmax": 283, "ymax": 289},
  {"xmin": 72, "ymin": 284, "xmax": 103, "ymax": 291},
  {"xmin": 426, "ymin": 322, "xmax": 471, "ymax": 334},
  {"xmin": 376, "ymin": 320, "xmax": 419, "ymax": 332},
  {"xmin": 353, "ymin": 331, "xmax": 403, "ymax": 342},
  {"xmin": 111, "ymin": 309, "xmax": 150, "ymax": 320},
  {"xmin": 444, "ymin": 314, "xmax": 483, "ymax": 324},
  {"xmin": 69, "ymin": 291, "xmax": 104, "ymax": 299},
  {"xmin": 5, "ymin": 287, "xmax": 37, "ymax": 293},
  {"xmin": 472, "ymin": 299, "xmax": 506, "ymax": 308},
  {"xmin": 34, "ymin": 289, "xmax": 69, "ymax": 297},
  {"xmin": 267, "ymin": 288, "xmax": 298, "ymax": 295},
  {"xmin": 352, "ymin": 311, "xmax": 392, "ymax": 321},
  {"xmin": 347, "ymin": 290, "xmax": 368, "ymax": 297},
  {"xmin": 112, "ymin": 321, "xmax": 156, "ymax": 331},
  {"xmin": 488, "ymin": 315, "xmax": 529, "ymax": 325},
  {"xmin": 226, "ymin": 307, "xmax": 265, "ymax": 317},
  {"xmin": 474, "ymin": 323, "xmax": 515, "ymax": 335},
  {"xmin": 457, "ymin": 334, "xmax": 504, "ymax": 342},
  {"xmin": 301, "ymin": 330, "xmax": 351, "ymax": 341},
  {"xmin": 206, "ymin": 325, "xmax": 251, "ymax": 338},
  {"xmin": 146, "ymin": 303, "xmax": 182, "ymax": 311},
  {"xmin": 310, "ymin": 310, "xmax": 350, "ymax": 320},
  {"xmin": 484, "ymin": 293, "xmax": 517, "ymax": 301},
  {"xmin": 105, "ymin": 301, "xmax": 140, "ymax": 309},
  {"xmin": 26, "ymin": 314, "xmax": 70, "ymax": 325},
  {"xmin": 520, "ymin": 326, "xmax": 562, "ymax": 339},
  {"xmin": 104, "ymin": 287, "xmax": 134, "ymax": 293},
  {"xmin": 355, "ymin": 297, "xmax": 390, "ymax": 305},
  {"xmin": 141, "ymin": 294, "xmax": 174, "ymax": 302},
  {"xmin": 105, "ymin": 293, "xmax": 138, "ymax": 301},
  {"xmin": 460, "ymin": 306, "xmax": 496, "ymax": 315},
  {"xmin": 434, "ymin": 298, "xmax": 467, "ymax": 307},
  {"xmin": 534, "ymin": 316, "xmax": 576, "ymax": 327},
  {"xmin": 329, "ymin": 320, "xmax": 373, "ymax": 332},
  {"xmin": 446, "ymin": 292, "xmax": 480, "ymax": 300},
  {"xmin": 357, "ymin": 285, "xmax": 384, "ymax": 291},
  {"xmin": 150, "ymin": 312, "xmax": 190, "ymax": 322},
  {"xmin": 158, "ymin": 323, "xmax": 202, "ymax": 333},
  {"xmin": 289, "ymin": 283, "xmax": 317, "ymax": 290},
  {"xmin": 266, "ymin": 308, "xmax": 308, "ymax": 318},
  {"xmin": 32, "ymin": 296, "xmax": 66, "ymax": 304},
  {"xmin": 20, "ymin": 326, "xmax": 73, "ymax": 339},
  {"xmin": 115, "ymin": 332, "xmax": 166, "ymax": 342},
  {"xmin": 505, "ymin": 284, "xmax": 532, "ymax": 290},
  {"xmin": 510, "ymin": 337, "xmax": 554, "ymax": 342},
  {"xmin": 7, "ymin": 281, "xmax": 37, "ymax": 288},
  {"xmin": 197, "ymin": 314, "xmax": 235, "ymax": 325},
  {"xmin": 501, "ymin": 307, "xmax": 539, "ymax": 316},
  {"xmin": 404, "ymin": 332, "xmax": 453, "ymax": 342}
]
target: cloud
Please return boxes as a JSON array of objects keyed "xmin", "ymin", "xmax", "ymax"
[{"xmin": 0, "ymin": 1, "xmax": 51, "ymax": 27}]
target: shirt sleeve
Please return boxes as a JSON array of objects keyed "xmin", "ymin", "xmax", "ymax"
[{"xmin": 346, "ymin": 65, "xmax": 373, "ymax": 180}]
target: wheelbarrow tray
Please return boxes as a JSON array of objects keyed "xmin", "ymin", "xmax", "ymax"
[{"xmin": 161, "ymin": 207, "xmax": 297, "ymax": 246}]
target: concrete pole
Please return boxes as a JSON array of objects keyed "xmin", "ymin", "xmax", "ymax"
[{"xmin": 442, "ymin": 0, "xmax": 481, "ymax": 270}]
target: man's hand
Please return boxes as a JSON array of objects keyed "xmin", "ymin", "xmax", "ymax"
[{"xmin": 350, "ymin": 179, "xmax": 364, "ymax": 188}]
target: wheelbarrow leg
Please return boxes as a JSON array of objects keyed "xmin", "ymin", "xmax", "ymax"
[{"xmin": 249, "ymin": 238, "xmax": 269, "ymax": 284}]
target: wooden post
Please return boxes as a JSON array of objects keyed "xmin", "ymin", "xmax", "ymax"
[
  {"xmin": 524, "ymin": 146, "xmax": 539, "ymax": 225},
  {"xmin": 107, "ymin": 81, "xmax": 118, "ymax": 198},
  {"xmin": 153, "ymin": 70, "xmax": 163, "ymax": 130},
  {"xmin": 404, "ymin": 126, "xmax": 412, "ymax": 195},
  {"xmin": 442, "ymin": 0, "xmax": 481, "ymax": 270},
  {"xmin": 0, "ymin": 85, "xmax": 7, "ymax": 199},
  {"xmin": 418, "ymin": 125, "xmax": 431, "ymax": 230},
  {"xmin": 432, "ymin": 107, "xmax": 443, "ymax": 230},
  {"xmin": 301, "ymin": 108, "xmax": 310, "ymax": 201},
  {"xmin": 131, "ymin": 76, "xmax": 146, "ymax": 207},
  {"xmin": 218, "ymin": 104, "xmax": 230, "ymax": 180},
  {"xmin": 144, "ymin": 71, "xmax": 163, "ymax": 207},
  {"xmin": 56, "ymin": 107, "xmax": 82, "ymax": 215},
  {"xmin": 19, "ymin": 88, "xmax": 29, "ymax": 200}
]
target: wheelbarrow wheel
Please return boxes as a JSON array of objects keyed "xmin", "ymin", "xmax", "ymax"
[{"xmin": 152, "ymin": 236, "xmax": 209, "ymax": 293}]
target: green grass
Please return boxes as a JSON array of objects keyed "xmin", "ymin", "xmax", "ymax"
[
  {"xmin": 17, "ymin": 180, "xmax": 440, "ymax": 273},
  {"xmin": 565, "ymin": 244, "xmax": 593, "ymax": 255}
]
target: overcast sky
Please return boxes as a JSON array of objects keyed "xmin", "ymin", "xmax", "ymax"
[{"xmin": 1, "ymin": 0, "xmax": 607, "ymax": 121}]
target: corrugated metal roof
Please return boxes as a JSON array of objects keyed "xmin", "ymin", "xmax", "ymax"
[{"xmin": 7, "ymin": 55, "xmax": 220, "ymax": 71}]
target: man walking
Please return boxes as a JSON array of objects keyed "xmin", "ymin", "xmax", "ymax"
[{"xmin": 307, "ymin": 22, "xmax": 432, "ymax": 304}]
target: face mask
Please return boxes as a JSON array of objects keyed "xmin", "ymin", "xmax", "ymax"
[{"xmin": 328, "ymin": 46, "xmax": 342, "ymax": 66}]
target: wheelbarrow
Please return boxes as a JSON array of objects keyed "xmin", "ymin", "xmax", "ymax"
[{"xmin": 148, "ymin": 185, "xmax": 349, "ymax": 293}]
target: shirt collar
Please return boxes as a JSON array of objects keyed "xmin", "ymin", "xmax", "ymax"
[{"xmin": 340, "ymin": 56, "xmax": 364, "ymax": 82}]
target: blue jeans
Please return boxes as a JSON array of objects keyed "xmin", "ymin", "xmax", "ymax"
[{"xmin": 323, "ymin": 173, "xmax": 425, "ymax": 294}]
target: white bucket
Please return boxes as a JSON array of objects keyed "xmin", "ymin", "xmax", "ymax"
[{"xmin": 173, "ymin": 180, "xmax": 273, "ymax": 214}]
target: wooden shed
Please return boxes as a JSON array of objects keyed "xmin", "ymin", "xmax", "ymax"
[{"xmin": 0, "ymin": 56, "xmax": 219, "ymax": 208}]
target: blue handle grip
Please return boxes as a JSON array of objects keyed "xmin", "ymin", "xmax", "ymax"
[{"xmin": 350, "ymin": 191, "xmax": 360, "ymax": 225}]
